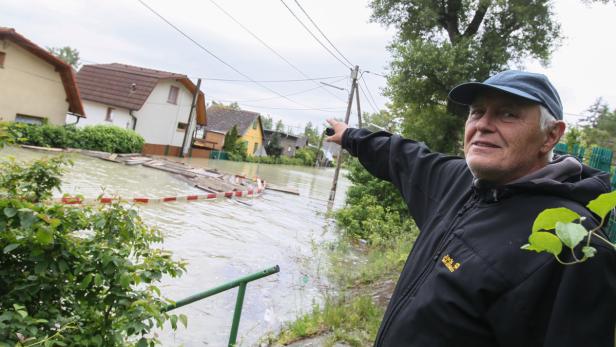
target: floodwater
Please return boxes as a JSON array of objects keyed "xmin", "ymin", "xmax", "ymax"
[{"xmin": 0, "ymin": 147, "xmax": 350, "ymax": 346}]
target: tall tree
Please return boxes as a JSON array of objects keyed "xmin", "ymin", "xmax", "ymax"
[
  {"xmin": 211, "ymin": 101, "xmax": 241, "ymax": 110},
  {"xmin": 47, "ymin": 46, "xmax": 80, "ymax": 70},
  {"xmin": 371, "ymin": 0, "xmax": 562, "ymax": 153},
  {"xmin": 303, "ymin": 121, "xmax": 320, "ymax": 146},
  {"xmin": 275, "ymin": 120, "xmax": 285, "ymax": 132},
  {"xmin": 261, "ymin": 115, "xmax": 273, "ymax": 130},
  {"xmin": 223, "ymin": 125, "xmax": 240, "ymax": 153}
]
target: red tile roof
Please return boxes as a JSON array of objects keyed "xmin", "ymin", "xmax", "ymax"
[
  {"xmin": 0, "ymin": 27, "xmax": 85, "ymax": 116},
  {"xmin": 77, "ymin": 63, "xmax": 206, "ymax": 125}
]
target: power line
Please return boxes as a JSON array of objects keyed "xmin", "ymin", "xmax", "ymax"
[
  {"xmin": 358, "ymin": 84, "xmax": 379, "ymax": 114},
  {"xmin": 232, "ymin": 77, "xmax": 347, "ymax": 102},
  {"xmin": 359, "ymin": 75, "xmax": 380, "ymax": 112},
  {"xmin": 292, "ymin": 0, "xmax": 354, "ymax": 67},
  {"xmin": 365, "ymin": 71, "xmax": 387, "ymax": 78},
  {"xmin": 236, "ymin": 103, "xmax": 346, "ymax": 112},
  {"xmin": 136, "ymin": 0, "xmax": 337, "ymax": 113},
  {"xmin": 199, "ymin": 76, "xmax": 346, "ymax": 83},
  {"xmin": 207, "ymin": 0, "xmax": 347, "ymax": 103},
  {"xmin": 279, "ymin": 0, "xmax": 351, "ymax": 70}
]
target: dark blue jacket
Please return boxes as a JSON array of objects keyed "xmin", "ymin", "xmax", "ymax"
[{"xmin": 342, "ymin": 128, "xmax": 616, "ymax": 347}]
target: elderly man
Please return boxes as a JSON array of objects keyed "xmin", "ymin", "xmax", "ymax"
[{"xmin": 327, "ymin": 70, "xmax": 616, "ymax": 347}]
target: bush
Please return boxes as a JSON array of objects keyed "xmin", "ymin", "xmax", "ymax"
[
  {"xmin": 5, "ymin": 122, "xmax": 144, "ymax": 153},
  {"xmin": 0, "ymin": 156, "xmax": 186, "ymax": 345},
  {"xmin": 335, "ymin": 158, "xmax": 412, "ymax": 243}
]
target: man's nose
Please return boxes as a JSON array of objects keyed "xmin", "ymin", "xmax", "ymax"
[{"xmin": 475, "ymin": 110, "xmax": 497, "ymax": 131}]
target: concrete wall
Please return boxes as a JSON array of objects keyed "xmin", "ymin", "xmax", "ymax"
[
  {"xmin": 135, "ymin": 79, "xmax": 194, "ymax": 146},
  {"xmin": 0, "ymin": 40, "xmax": 70, "ymax": 125},
  {"xmin": 78, "ymin": 100, "xmax": 134, "ymax": 129},
  {"xmin": 240, "ymin": 118, "xmax": 264, "ymax": 156}
]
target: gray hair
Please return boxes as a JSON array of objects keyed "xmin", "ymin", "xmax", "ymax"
[{"xmin": 539, "ymin": 105, "xmax": 558, "ymax": 161}]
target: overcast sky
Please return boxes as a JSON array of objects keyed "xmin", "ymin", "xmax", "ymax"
[{"xmin": 2, "ymin": 0, "xmax": 615, "ymax": 133}]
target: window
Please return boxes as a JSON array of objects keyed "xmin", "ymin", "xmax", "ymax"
[
  {"xmin": 167, "ymin": 86, "xmax": 179, "ymax": 104},
  {"xmin": 15, "ymin": 114, "xmax": 45, "ymax": 125},
  {"xmin": 252, "ymin": 121, "xmax": 257, "ymax": 130},
  {"xmin": 105, "ymin": 107, "xmax": 114, "ymax": 122},
  {"xmin": 253, "ymin": 143, "xmax": 258, "ymax": 154},
  {"xmin": 0, "ymin": 52, "xmax": 5, "ymax": 68},
  {"xmin": 177, "ymin": 122, "xmax": 188, "ymax": 131}
]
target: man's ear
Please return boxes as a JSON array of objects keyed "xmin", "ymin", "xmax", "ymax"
[{"xmin": 542, "ymin": 121, "xmax": 566, "ymax": 154}]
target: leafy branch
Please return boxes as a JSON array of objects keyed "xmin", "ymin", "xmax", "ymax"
[{"xmin": 522, "ymin": 191, "xmax": 616, "ymax": 264}]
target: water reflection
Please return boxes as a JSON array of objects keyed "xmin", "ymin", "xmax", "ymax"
[{"xmin": 0, "ymin": 148, "xmax": 350, "ymax": 346}]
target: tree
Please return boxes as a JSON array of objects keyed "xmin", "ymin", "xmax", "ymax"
[
  {"xmin": 211, "ymin": 101, "xmax": 241, "ymax": 110},
  {"xmin": 275, "ymin": 120, "xmax": 285, "ymax": 132},
  {"xmin": 370, "ymin": 0, "xmax": 562, "ymax": 153},
  {"xmin": 578, "ymin": 99, "xmax": 616, "ymax": 151},
  {"xmin": 47, "ymin": 46, "xmax": 80, "ymax": 70},
  {"xmin": 261, "ymin": 115, "xmax": 273, "ymax": 130},
  {"xmin": 303, "ymin": 121, "xmax": 320, "ymax": 146},
  {"xmin": 223, "ymin": 125, "xmax": 240, "ymax": 153},
  {"xmin": 266, "ymin": 132, "xmax": 283, "ymax": 158},
  {"xmin": 363, "ymin": 109, "xmax": 401, "ymax": 133}
]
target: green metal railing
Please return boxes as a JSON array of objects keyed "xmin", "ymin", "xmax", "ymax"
[{"xmin": 164, "ymin": 265, "xmax": 280, "ymax": 347}]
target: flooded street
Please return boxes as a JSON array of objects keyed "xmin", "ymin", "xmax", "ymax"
[{"xmin": 0, "ymin": 147, "xmax": 350, "ymax": 346}]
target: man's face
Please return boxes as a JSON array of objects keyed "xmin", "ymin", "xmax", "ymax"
[{"xmin": 464, "ymin": 91, "xmax": 549, "ymax": 184}]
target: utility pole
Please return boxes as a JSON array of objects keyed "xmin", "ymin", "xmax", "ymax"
[
  {"xmin": 181, "ymin": 78, "xmax": 201, "ymax": 158},
  {"xmin": 328, "ymin": 65, "xmax": 359, "ymax": 204},
  {"xmin": 355, "ymin": 81, "xmax": 362, "ymax": 128}
]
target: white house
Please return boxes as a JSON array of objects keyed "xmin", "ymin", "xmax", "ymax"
[
  {"xmin": 75, "ymin": 63, "xmax": 206, "ymax": 156},
  {"xmin": 0, "ymin": 27, "xmax": 84, "ymax": 124}
]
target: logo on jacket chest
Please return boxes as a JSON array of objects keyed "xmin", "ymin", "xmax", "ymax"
[{"xmin": 441, "ymin": 254, "xmax": 461, "ymax": 272}]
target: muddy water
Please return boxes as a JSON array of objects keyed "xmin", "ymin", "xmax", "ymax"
[{"xmin": 0, "ymin": 147, "xmax": 350, "ymax": 346}]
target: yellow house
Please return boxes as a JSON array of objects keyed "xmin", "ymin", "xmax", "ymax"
[
  {"xmin": 0, "ymin": 28, "xmax": 84, "ymax": 124},
  {"xmin": 203, "ymin": 107, "xmax": 265, "ymax": 156}
]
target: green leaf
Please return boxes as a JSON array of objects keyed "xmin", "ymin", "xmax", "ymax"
[
  {"xmin": 3, "ymin": 243, "xmax": 19, "ymax": 254},
  {"xmin": 19, "ymin": 211, "xmax": 38, "ymax": 228},
  {"xmin": 136, "ymin": 338, "xmax": 148, "ymax": 347},
  {"xmin": 523, "ymin": 231, "xmax": 563, "ymax": 256},
  {"xmin": 179, "ymin": 313, "xmax": 188, "ymax": 328},
  {"xmin": 119, "ymin": 272, "xmax": 131, "ymax": 288},
  {"xmin": 3, "ymin": 207, "xmax": 17, "ymax": 218},
  {"xmin": 555, "ymin": 222, "xmax": 588, "ymax": 249},
  {"xmin": 170, "ymin": 315, "xmax": 178, "ymax": 330},
  {"xmin": 78, "ymin": 274, "xmax": 93, "ymax": 290},
  {"xmin": 587, "ymin": 190, "xmax": 616, "ymax": 222},
  {"xmin": 58, "ymin": 260, "xmax": 68, "ymax": 273},
  {"xmin": 35, "ymin": 228, "xmax": 54, "ymax": 245},
  {"xmin": 34, "ymin": 261, "xmax": 47, "ymax": 275},
  {"xmin": 582, "ymin": 246, "xmax": 597, "ymax": 258},
  {"xmin": 532, "ymin": 208, "xmax": 580, "ymax": 233}
]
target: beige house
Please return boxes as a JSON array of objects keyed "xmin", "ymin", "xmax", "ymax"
[{"xmin": 0, "ymin": 28, "xmax": 84, "ymax": 124}]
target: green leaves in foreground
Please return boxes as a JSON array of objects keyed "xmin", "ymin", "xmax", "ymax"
[
  {"xmin": 522, "ymin": 191, "xmax": 616, "ymax": 264},
  {"xmin": 587, "ymin": 190, "xmax": 616, "ymax": 222}
]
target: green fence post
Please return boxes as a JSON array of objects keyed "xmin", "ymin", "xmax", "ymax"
[{"xmin": 228, "ymin": 282, "xmax": 247, "ymax": 347}]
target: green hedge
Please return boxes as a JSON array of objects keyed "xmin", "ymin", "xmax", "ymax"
[{"xmin": 5, "ymin": 122, "xmax": 145, "ymax": 153}]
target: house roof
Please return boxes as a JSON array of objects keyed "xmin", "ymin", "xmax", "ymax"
[
  {"xmin": 0, "ymin": 27, "xmax": 85, "ymax": 116},
  {"xmin": 76, "ymin": 63, "xmax": 206, "ymax": 125},
  {"xmin": 205, "ymin": 107, "xmax": 264, "ymax": 138},
  {"xmin": 263, "ymin": 129, "xmax": 308, "ymax": 147}
]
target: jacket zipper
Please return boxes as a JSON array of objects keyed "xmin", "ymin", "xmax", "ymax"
[{"xmin": 375, "ymin": 193, "xmax": 478, "ymax": 346}]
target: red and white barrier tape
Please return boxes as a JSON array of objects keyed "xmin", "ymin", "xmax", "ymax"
[{"xmin": 56, "ymin": 179, "xmax": 266, "ymax": 205}]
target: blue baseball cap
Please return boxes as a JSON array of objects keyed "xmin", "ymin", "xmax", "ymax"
[{"xmin": 448, "ymin": 70, "xmax": 563, "ymax": 120}]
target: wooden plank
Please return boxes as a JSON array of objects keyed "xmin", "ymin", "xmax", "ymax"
[{"xmin": 266, "ymin": 183, "xmax": 300, "ymax": 195}]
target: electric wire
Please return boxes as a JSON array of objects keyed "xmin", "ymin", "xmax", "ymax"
[
  {"xmin": 199, "ymin": 76, "xmax": 346, "ymax": 83},
  {"xmin": 136, "ymin": 0, "xmax": 339, "ymax": 113},
  {"xmin": 292, "ymin": 0, "xmax": 354, "ymax": 67},
  {"xmin": 207, "ymin": 0, "xmax": 347, "ymax": 103},
  {"xmin": 232, "ymin": 77, "xmax": 347, "ymax": 102},
  {"xmin": 358, "ymin": 84, "xmax": 379, "ymax": 114},
  {"xmin": 279, "ymin": 0, "xmax": 351, "ymax": 70},
  {"xmin": 360, "ymin": 75, "xmax": 380, "ymax": 112}
]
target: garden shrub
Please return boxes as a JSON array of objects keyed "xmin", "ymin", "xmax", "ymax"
[
  {"xmin": 0, "ymin": 156, "xmax": 186, "ymax": 346},
  {"xmin": 5, "ymin": 122, "xmax": 144, "ymax": 154}
]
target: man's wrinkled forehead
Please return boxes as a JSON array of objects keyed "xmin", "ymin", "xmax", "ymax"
[{"xmin": 470, "ymin": 89, "xmax": 539, "ymax": 108}]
